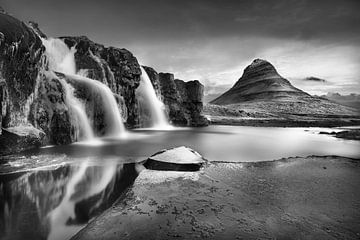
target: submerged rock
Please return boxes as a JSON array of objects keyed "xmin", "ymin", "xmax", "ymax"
[{"xmin": 144, "ymin": 146, "xmax": 206, "ymax": 171}]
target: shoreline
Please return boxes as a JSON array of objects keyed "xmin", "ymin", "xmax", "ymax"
[
  {"xmin": 207, "ymin": 116, "xmax": 360, "ymax": 128},
  {"xmin": 72, "ymin": 155, "xmax": 360, "ymax": 240}
]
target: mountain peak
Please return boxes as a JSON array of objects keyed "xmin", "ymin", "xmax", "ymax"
[
  {"xmin": 211, "ymin": 59, "xmax": 309, "ymax": 105},
  {"xmin": 241, "ymin": 58, "xmax": 278, "ymax": 79}
]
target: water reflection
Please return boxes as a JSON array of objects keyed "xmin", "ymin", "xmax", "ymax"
[{"xmin": 0, "ymin": 160, "xmax": 140, "ymax": 240}]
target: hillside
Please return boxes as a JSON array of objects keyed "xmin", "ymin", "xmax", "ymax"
[{"xmin": 206, "ymin": 59, "xmax": 360, "ymax": 127}]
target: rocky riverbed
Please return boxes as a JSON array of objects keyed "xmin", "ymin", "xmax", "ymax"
[{"xmin": 72, "ymin": 155, "xmax": 360, "ymax": 240}]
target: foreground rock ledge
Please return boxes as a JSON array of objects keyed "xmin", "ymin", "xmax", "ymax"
[
  {"xmin": 72, "ymin": 156, "xmax": 360, "ymax": 240},
  {"xmin": 144, "ymin": 146, "xmax": 206, "ymax": 171}
]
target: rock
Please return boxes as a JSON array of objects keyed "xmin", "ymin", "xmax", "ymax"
[
  {"xmin": 211, "ymin": 59, "xmax": 310, "ymax": 105},
  {"xmin": 175, "ymin": 79, "xmax": 209, "ymax": 126},
  {"xmin": 60, "ymin": 36, "xmax": 142, "ymax": 127},
  {"xmin": 144, "ymin": 146, "xmax": 206, "ymax": 171},
  {"xmin": 29, "ymin": 71, "xmax": 76, "ymax": 144},
  {"xmin": 0, "ymin": 12, "xmax": 44, "ymax": 129},
  {"xmin": 334, "ymin": 130, "xmax": 360, "ymax": 141},
  {"xmin": 143, "ymin": 68, "xmax": 208, "ymax": 127},
  {"xmin": 28, "ymin": 21, "xmax": 47, "ymax": 38},
  {"xmin": 158, "ymin": 72, "xmax": 188, "ymax": 125},
  {"xmin": 0, "ymin": 126, "xmax": 45, "ymax": 155}
]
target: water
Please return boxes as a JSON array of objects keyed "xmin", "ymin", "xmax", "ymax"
[
  {"xmin": 68, "ymin": 73, "xmax": 126, "ymax": 137},
  {"xmin": 136, "ymin": 66, "xmax": 170, "ymax": 129},
  {"xmin": 58, "ymin": 78, "xmax": 95, "ymax": 140},
  {"xmin": 42, "ymin": 38, "xmax": 95, "ymax": 140},
  {"xmin": 42, "ymin": 38, "xmax": 77, "ymax": 75},
  {"xmin": 0, "ymin": 125, "xmax": 359, "ymax": 240},
  {"xmin": 42, "ymin": 38, "xmax": 126, "ymax": 138}
]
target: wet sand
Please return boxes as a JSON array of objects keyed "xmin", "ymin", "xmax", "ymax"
[{"xmin": 72, "ymin": 156, "xmax": 360, "ymax": 240}]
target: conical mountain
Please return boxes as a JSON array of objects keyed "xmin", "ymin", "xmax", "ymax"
[{"xmin": 211, "ymin": 59, "xmax": 310, "ymax": 105}]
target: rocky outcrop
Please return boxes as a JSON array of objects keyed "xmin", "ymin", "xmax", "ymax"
[
  {"xmin": 60, "ymin": 36, "xmax": 142, "ymax": 127},
  {"xmin": 29, "ymin": 71, "xmax": 77, "ymax": 144},
  {"xmin": 174, "ymin": 79, "xmax": 209, "ymax": 126},
  {"xmin": 0, "ymin": 12, "xmax": 44, "ymax": 131},
  {"xmin": 0, "ymin": 11, "xmax": 208, "ymax": 155},
  {"xmin": 143, "ymin": 68, "xmax": 208, "ymax": 126},
  {"xmin": 144, "ymin": 146, "xmax": 206, "ymax": 171},
  {"xmin": 211, "ymin": 59, "xmax": 310, "ymax": 105},
  {"xmin": 0, "ymin": 126, "xmax": 46, "ymax": 155}
]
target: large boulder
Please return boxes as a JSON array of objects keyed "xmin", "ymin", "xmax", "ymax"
[
  {"xmin": 144, "ymin": 146, "xmax": 206, "ymax": 171},
  {"xmin": 0, "ymin": 126, "xmax": 46, "ymax": 155}
]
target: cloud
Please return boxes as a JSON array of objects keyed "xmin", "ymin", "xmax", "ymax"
[{"xmin": 3, "ymin": 0, "xmax": 360, "ymax": 97}]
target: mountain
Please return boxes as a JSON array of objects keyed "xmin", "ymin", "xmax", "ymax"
[
  {"xmin": 205, "ymin": 59, "xmax": 360, "ymax": 126},
  {"xmin": 211, "ymin": 59, "xmax": 310, "ymax": 105},
  {"xmin": 321, "ymin": 93, "xmax": 360, "ymax": 111}
]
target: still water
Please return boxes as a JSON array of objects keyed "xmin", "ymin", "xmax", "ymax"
[{"xmin": 0, "ymin": 125, "xmax": 359, "ymax": 240}]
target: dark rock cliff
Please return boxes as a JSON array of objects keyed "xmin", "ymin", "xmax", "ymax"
[
  {"xmin": 144, "ymin": 67, "xmax": 208, "ymax": 126},
  {"xmin": 60, "ymin": 36, "xmax": 142, "ymax": 127},
  {"xmin": 0, "ymin": 11, "xmax": 208, "ymax": 154},
  {"xmin": 0, "ymin": 12, "xmax": 44, "ymax": 129}
]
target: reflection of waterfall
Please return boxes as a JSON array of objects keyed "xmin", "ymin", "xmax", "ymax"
[
  {"xmin": 47, "ymin": 160, "xmax": 118, "ymax": 240},
  {"xmin": 0, "ymin": 161, "xmax": 140, "ymax": 240},
  {"xmin": 42, "ymin": 38, "xmax": 126, "ymax": 138},
  {"xmin": 137, "ymin": 66, "xmax": 170, "ymax": 129}
]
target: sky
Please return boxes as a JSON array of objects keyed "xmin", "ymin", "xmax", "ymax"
[{"xmin": 2, "ymin": 0, "xmax": 360, "ymax": 101}]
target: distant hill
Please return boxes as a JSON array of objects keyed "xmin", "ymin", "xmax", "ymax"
[
  {"xmin": 321, "ymin": 93, "xmax": 360, "ymax": 111},
  {"xmin": 211, "ymin": 59, "xmax": 310, "ymax": 105},
  {"xmin": 205, "ymin": 59, "xmax": 360, "ymax": 127}
]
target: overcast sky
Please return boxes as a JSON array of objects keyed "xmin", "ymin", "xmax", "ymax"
[{"xmin": 3, "ymin": 0, "xmax": 360, "ymax": 101}]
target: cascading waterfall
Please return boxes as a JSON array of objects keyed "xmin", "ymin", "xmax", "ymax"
[
  {"xmin": 42, "ymin": 38, "xmax": 94, "ymax": 140},
  {"xmin": 42, "ymin": 38, "xmax": 126, "ymax": 138},
  {"xmin": 69, "ymin": 73, "xmax": 126, "ymax": 137},
  {"xmin": 137, "ymin": 66, "xmax": 171, "ymax": 129}
]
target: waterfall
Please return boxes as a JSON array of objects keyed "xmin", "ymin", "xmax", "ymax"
[
  {"xmin": 58, "ymin": 77, "xmax": 94, "ymax": 140},
  {"xmin": 137, "ymin": 66, "xmax": 171, "ymax": 129},
  {"xmin": 69, "ymin": 73, "xmax": 126, "ymax": 137},
  {"xmin": 42, "ymin": 38, "xmax": 94, "ymax": 141},
  {"xmin": 42, "ymin": 38, "xmax": 126, "ymax": 139},
  {"xmin": 42, "ymin": 38, "xmax": 77, "ymax": 75}
]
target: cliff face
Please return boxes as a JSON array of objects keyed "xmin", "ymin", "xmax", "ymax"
[
  {"xmin": 144, "ymin": 67, "xmax": 208, "ymax": 126},
  {"xmin": 0, "ymin": 11, "xmax": 208, "ymax": 154},
  {"xmin": 60, "ymin": 36, "xmax": 142, "ymax": 127},
  {"xmin": 0, "ymin": 13, "xmax": 44, "ymax": 130},
  {"xmin": 211, "ymin": 59, "xmax": 310, "ymax": 105}
]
